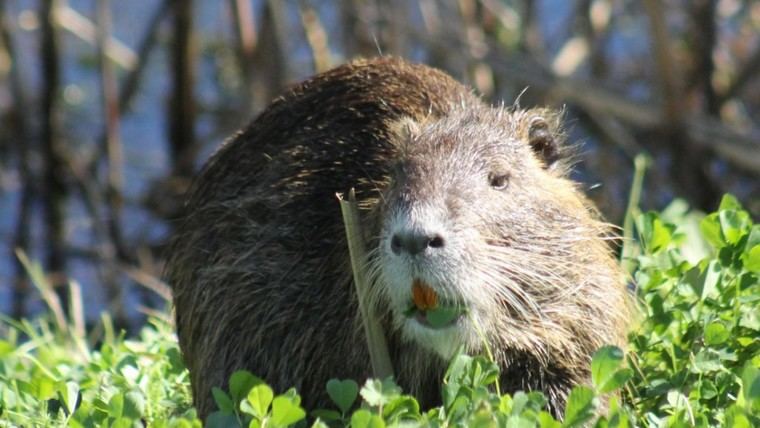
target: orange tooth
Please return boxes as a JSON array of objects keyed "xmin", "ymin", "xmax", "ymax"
[{"xmin": 412, "ymin": 279, "xmax": 438, "ymax": 310}]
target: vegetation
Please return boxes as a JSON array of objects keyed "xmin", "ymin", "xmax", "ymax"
[{"xmin": 0, "ymin": 194, "xmax": 757, "ymax": 427}]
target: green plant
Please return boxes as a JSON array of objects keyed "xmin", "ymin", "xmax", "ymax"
[
  {"xmin": 1, "ymin": 195, "xmax": 758, "ymax": 427},
  {"xmin": 625, "ymin": 195, "xmax": 760, "ymax": 426},
  {"xmin": 207, "ymin": 345, "xmax": 633, "ymax": 428}
]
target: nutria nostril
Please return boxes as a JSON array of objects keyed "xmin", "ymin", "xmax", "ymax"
[
  {"xmin": 428, "ymin": 235, "xmax": 444, "ymax": 249},
  {"xmin": 390, "ymin": 234, "xmax": 402, "ymax": 254},
  {"xmin": 390, "ymin": 231, "xmax": 444, "ymax": 256}
]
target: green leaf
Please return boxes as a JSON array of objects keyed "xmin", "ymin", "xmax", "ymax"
[
  {"xmin": 212, "ymin": 387, "xmax": 234, "ymax": 413},
  {"xmin": 108, "ymin": 393, "xmax": 124, "ymax": 418},
  {"xmin": 700, "ymin": 261, "xmax": 722, "ymax": 300},
  {"xmin": 0, "ymin": 341, "xmax": 13, "ymax": 359},
  {"xmin": 245, "ymin": 384, "xmax": 273, "ymax": 418},
  {"xmin": 743, "ymin": 245, "xmax": 760, "ymax": 273},
  {"xmin": 229, "ymin": 371, "xmax": 264, "ymax": 404},
  {"xmin": 310, "ymin": 419, "xmax": 330, "ymax": 428},
  {"xmin": 700, "ymin": 213, "xmax": 724, "ymax": 248},
  {"xmin": 719, "ymin": 210, "xmax": 749, "ymax": 245},
  {"xmin": 206, "ymin": 412, "xmax": 241, "ymax": 428},
  {"xmin": 704, "ymin": 321, "xmax": 730, "ymax": 346},
  {"xmin": 326, "ymin": 379, "xmax": 358, "ymax": 414},
  {"xmin": 725, "ymin": 405, "xmax": 752, "ymax": 428},
  {"xmin": 562, "ymin": 386, "xmax": 596, "ymax": 428},
  {"xmin": 270, "ymin": 396, "xmax": 306, "ymax": 427},
  {"xmin": 383, "ymin": 395, "xmax": 420, "ymax": 420},
  {"xmin": 698, "ymin": 379, "xmax": 718, "ymax": 400},
  {"xmin": 310, "ymin": 409, "xmax": 342, "ymax": 422},
  {"xmin": 537, "ymin": 411, "xmax": 562, "ymax": 428},
  {"xmin": 607, "ymin": 369, "xmax": 633, "ymax": 394},
  {"xmin": 718, "ymin": 194, "xmax": 742, "ymax": 211},
  {"xmin": 426, "ymin": 307, "xmax": 461, "ymax": 329},
  {"xmin": 746, "ymin": 225, "xmax": 760, "ymax": 248},
  {"xmin": 739, "ymin": 310, "xmax": 760, "ymax": 331},
  {"xmin": 350, "ymin": 409, "xmax": 385, "ymax": 428},
  {"xmin": 591, "ymin": 346, "xmax": 625, "ymax": 393},
  {"xmin": 123, "ymin": 391, "xmax": 145, "ymax": 419},
  {"xmin": 33, "ymin": 376, "xmax": 56, "ymax": 401},
  {"xmin": 111, "ymin": 417, "xmax": 135, "ymax": 428},
  {"xmin": 741, "ymin": 364, "xmax": 760, "ymax": 409},
  {"xmin": 638, "ymin": 213, "xmax": 673, "ymax": 253},
  {"xmin": 360, "ymin": 378, "xmax": 401, "ymax": 407},
  {"xmin": 692, "ymin": 350, "xmax": 724, "ymax": 373}
]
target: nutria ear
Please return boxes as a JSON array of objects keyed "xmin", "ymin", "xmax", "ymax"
[
  {"xmin": 390, "ymin": 116, "xmax": 421, "ymax": 141},
  {"xmin": 527, "ymin": 115, "xmax": 561, "ymax": 168}
]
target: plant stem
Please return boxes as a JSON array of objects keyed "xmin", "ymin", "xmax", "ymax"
[{"xmin": 621, "ymin": 153, "xmax": 651, "ymax": 275}]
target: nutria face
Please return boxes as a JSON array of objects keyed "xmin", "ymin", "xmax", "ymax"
[{"xmin": 372, "ymin": 107, "xmax": 581, "ymax": 359}]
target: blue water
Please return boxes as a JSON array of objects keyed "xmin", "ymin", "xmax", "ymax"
[{"xmin": 1, "ymin": 1, "xmax": 755, "ymax": 321}]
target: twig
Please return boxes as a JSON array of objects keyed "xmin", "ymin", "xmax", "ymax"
[
  {"xmin": 580, "ymin": 111, "xmax": 644, "ymax": 161},
  {"xmin": 120, "ymin": 263, "xmax": 172, "ymax": 303},
  {"xmin": 40, "ymin": 0, "xmax": 69, "ymax": 312},
  {"xmin": 169, "ymin": 0, "xmax": 196, "ymax": 177},
  {"xmin": 68, "ymin": 280, "xmax": 85, "ymax": 341},
  {"xmin": 516, "ymin": 0, "xmax": 543, "ymax": 55},
  {"xmin": 338, "ymin": 189, "xmax": 394, "ymax": 380},
  {"xmin": 57, "ymin": 4, "xmax": 136, "ymax": 70},
  {"xmin": 95, "ymin": 0, "xmax": 126, "ymax": 259},
  {"xmin": 621, "ymin": 154, "xmax": 651, "ymax": 275},
  {"xmin": 137, "ymin": 305, "xmax": 173, "ymax": 325},
  {"xmin": 63, "ymin": 243, "xmax": 171, "ymax": 303},
  {"xmin": 484, "ymin": 51, "xmax": 760, "ymax": 173},
  {"xmin": 15, "ymin": 250, "xmax": 67, "ymax": 333},
  {"xmin": 229, "ymin": 0, "xmax": 257, "ymax": 117},
  {"xmin": 578, "ymin": 0, "xmax": 614, "ymax": 78},
  {"xmin": 688, "ymin": 0, "xmax": 718, "ymax": 115},
  {"xmin": 1, "ymin": 0, "xmax": 33, "ymax": 319},
  {"xmin": 717, "ymin": 43, "xmax": 760, "ymax": 106},
  {"xmin": 118, "ymin": 0, "xmax": 171, "ymax": 113},
  {"xmin": 299, "ymin": 0, "xmax": 332, "ymax": 73},
  {"xmin": 96, "ymin": 0, "xmax": 128, "ymax": 323},
  {"xmin": 250, "ymin": 0, "xmax": 288, "ymax": 112},
  {"xmin": 642, "ymin": 0, "xmax": 683, "ymax": 126},
  {"xmin": 339, "ymin": 0, "xmax": 378, "ymax": 57}
]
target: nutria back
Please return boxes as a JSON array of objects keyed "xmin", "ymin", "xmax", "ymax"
[{"xmin": 166, "ymin": 57, "xmax": 630, "ymax": 420}]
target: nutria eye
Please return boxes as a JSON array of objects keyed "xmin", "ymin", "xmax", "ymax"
[{"xmin": 489, "ymin": 173, "xmax": 509, "ymax": 190}]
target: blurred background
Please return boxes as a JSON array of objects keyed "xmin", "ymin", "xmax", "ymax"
[{"xmin": 0, "ymin": 0, "xmax": 758, "ymax": 331}]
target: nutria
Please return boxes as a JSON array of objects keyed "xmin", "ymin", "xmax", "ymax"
[{"xmin": 165, "ymin": 57, "xmax": 631, "ymax": 420}]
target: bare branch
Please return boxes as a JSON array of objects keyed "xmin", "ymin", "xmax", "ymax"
[
  {"xmin": 718, "ymin": 43, "xmax": 760, "ymax": 105},
  {"xmin": 642, "ymin": 0, "xmax": 684, "ymax": 126},
  {"xmin": 118, "ymin": 0, "xmax": 171, "ymax": 113},
  {"xmin": 1, "ymin": 0, "xmax": 33, "ymax": 319},
  {"xmin": 168, "ymin": 0, "xmax": 196, "ymax": 177},
  {"xmin": 96, "ymin": 0, "xmax": 128, "ymax": 322},
  {"xmin": 486, "ymin": 51, "xmax": 760, "ymax": 173},
  {"xmin": 299, "ymin": 0, "xmax": 332, "ymax": 73},
  {"xmin": 58, "ymin": 5, "xmax": 136, "ymax": 69},
  {"xmin": 689, "ymin": 0, "xmax": 718, "ymax": 115},
  {"xmin": 40, "ymin": 0, "xmax": 68, "ymax": 312}
]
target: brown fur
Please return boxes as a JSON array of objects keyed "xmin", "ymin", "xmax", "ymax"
[{"xmin": 165, "ymin": 57, "xmax": 631, "ymax": 420}]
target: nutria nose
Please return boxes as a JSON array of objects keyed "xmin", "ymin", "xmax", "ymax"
[{"xmin": 390, "ymin": 231, "xmax": 445, "ymax": 255}]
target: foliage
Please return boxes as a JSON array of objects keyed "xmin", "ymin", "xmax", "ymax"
[
  {"xmin": 0, "ymin": 195, "xmax": 758, "ymax": 427},
  {"xmin": 0, "ymin": 315, "xmax": 198, "ymax": 427},
  {"xmin": 625, "ymin": 195, "xmax": 760, "ymax": 426}
]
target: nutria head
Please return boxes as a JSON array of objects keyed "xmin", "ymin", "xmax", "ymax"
[{"xmin": 370, "ymin": 106, "xmax": 624, "ymax": 368}]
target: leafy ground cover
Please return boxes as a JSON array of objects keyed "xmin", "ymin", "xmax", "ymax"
[{"xmin": 1, "ymin": 195, "xmax": 758, "ymax": 427}]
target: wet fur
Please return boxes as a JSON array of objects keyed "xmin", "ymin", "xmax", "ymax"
[{"xmin": 165, "ymin": 57, "xmax": 630, "ymax": 420}]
